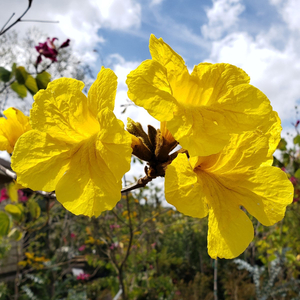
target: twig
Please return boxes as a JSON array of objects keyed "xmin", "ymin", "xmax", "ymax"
[
  {"xmin": 121, "ymin": 175, "xmax": 152, "ymax": 194},
  {"xmin": 0, "ymin": 13, "xmax": 15, "ymax": 33},
  {"xmin": 20, "ymin": 19, "xmax": 59, "ymax": 23},
  {"xmin": 0, "ymin": 0, "xmax": 33, "ymax": 36}
]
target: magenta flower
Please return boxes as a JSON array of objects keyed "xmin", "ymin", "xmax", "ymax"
[
  {"xmin": 70, "ymin": 233, "xmax": 76, "ymax": 239},
  {"xmin": 35, "ymin": 37, "xmax": 70, "ymax": 65},
  {"xmin": 0, "ymin": 188, "xmax": 9, "ymax": 203},
  {"xmin": 290, "ymin": 176, "xmax": 297, "ymax": 185},
  {"xmin": 76, "ymin": 273, "xmax": 90, "ymax": 281},
  {"xmin": 18, "ymin": 190, "xmax": 28, "ymax": 202},
  {"xmin": 78, "ymin": 245, "xmax": 86, "ymax": 252}
]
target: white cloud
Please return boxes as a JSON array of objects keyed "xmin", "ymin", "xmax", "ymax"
[
  {"xmin": 269, "ymin": 0, "xmax": 300, "ymax": 32},
  {"xmin": 107, "ymin": 54, "xmax": 160, "ymax": 129},
  {"xmin": 201, "ymin": 0, "xmax": 245, "ymax": 40},
  {"xmin": 150, "ymin": 0, "xmax": 164, "ymax": 6},
  {"xmin": 1, "ymin": 0, "xmax": 142, "ymax": 65},
  {"xmin": 91, "ymin": 0, "xmax": 141, "ymax": 30}
]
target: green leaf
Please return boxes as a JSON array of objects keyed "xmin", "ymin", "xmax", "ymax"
[
  {"xmin": 294, "ymin": 135, "xmax": 300, "ymax": 146},
  {"xmin": 0, "ymin": 212, "xmax": 10, "ymax": 236},
  {"xmin": 36, "ymin": 71, "xmax": 51, "ymax": 90},
  {"xmin": 277, "ymin": 138, "xmax": 287, "ymax": 150},
  {"xmin": 294, "ymin": 169, "xmax": 300, "ymax": 179},
  {"xmin": 5, "ymin": 204, "xmax": 23, "ymax": 222},
  {"xmin": 25, "ymin": 75, "xmax": 38, "ymax": 95},
  {"xmin": 10, "ymin": 82, "xmax": 27, "ymax": 98},
  {"xmin": 28, "ymin": 199, "xmax": 41, "ymax": 220},
  {"xmin": 8, "ymin": 228, "xmax": 22, "ymax": 241},
  {"xmin": 15, "ymin": 66, "xmax": 28, "ymax": 84},
  {"xmin": 0, "ymin": 67, "xmax": 11, "ymax": 82}
]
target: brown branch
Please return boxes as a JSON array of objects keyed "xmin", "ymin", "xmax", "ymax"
[
  {"xmin": 121, "ymin": 175, "xmax": 152, "ymax": 194},
  {"xmin": 0, "ymin": 0, "xmax": 33, "ymax": 36}
]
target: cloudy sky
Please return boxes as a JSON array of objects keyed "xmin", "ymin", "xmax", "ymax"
[{"xmin": 2, "ymin": 0, "xmax": 300, "ymax": 129}]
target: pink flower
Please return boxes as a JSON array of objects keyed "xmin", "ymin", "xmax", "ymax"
[
  {"xmin": 0, "ymin": 188, "xmax": 9, "ymax": 203},
  {"xmin": 151, "ymin": 242, "xmax": 156, "ymax": 249},
  {"xmin": 35, "ymin": 37, "xmax": 70, "ymax": 65},
  {"xmin": 78, "ymin": 245, "xmax": 86, "ymax": 252},
  {"xmin": 109, "ymin": 242, "xmax": 119, "ymax": 250},
  {"xmin": 149, "ymin": 264, "xmax": 154, "ymax": 270},
  {"xmin": 70, "ymin": 233, "xmax": 76, "ymax": 239},
  {"xmin": 110, "ymin": 224, "xmax": 120, "ymax": 230},
  {"xmin": 18, "ymin": 190, "xmax": 28, "ymax": 202},
  {"xmin": 76, "ymin": 273, "xmax": 90, "ymax": 281},
  {"xmin": 132, "ymin": 245, "xmax": 137, "ymax": 249},
  {"xmin": 290, "ymin": 176, "xmax": 297, "ymax": 185}
]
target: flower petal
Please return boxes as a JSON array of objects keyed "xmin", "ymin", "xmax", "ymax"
[
  {"xmin": 31, "ymin": 78, "xmax": 99, "ymax": 143},
  {"xmin": 207, "ymin": 205, "xmax": 254, "ymax": 259},
  {"xmin": 149, "ymin": 34, "xmax": 190, "ymax": 91},
  {"xmin": 11, "ymin": 130, "xmax": 72, "ymax": 191},
  {"xmin": 0, "ymin": 108, "xmax": 31, "ymax": 153},
  {"xmin": 190, "ymin": 63, "xmax": 250, "ymax": 106},
  {"xmin": 167, "ymin": 108, "xmax": 230, "ymax": 157},
  {"xmin": 127, "ymin": 59, "xmax": 178, "ymax": 121},
  {"xmin": 165, "ymin": 153, "xmax": 209, "ymax": 218},
  {"xmin": 55, "ymin": 108, "xmax": 132, "ymax": 217},
  {"xmin": 228, "ymin": 166, "xmax": 294, "ymax": 226},
  {"xmin": 87, "ymin": 67, "xmax": 117, "ymax": 114}
]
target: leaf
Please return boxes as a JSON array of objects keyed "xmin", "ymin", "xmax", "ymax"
[
  {"xmin": 15, "ymin": 66, "xmax": 28, "ymax": 84},
  {"xmin": 0, "ymin": 211, "xmax": 10, "ymax": 236},
  {"xmin": 294, "ymin": 169, "xmax": 300, "ymax": 179},
  {"xmin": 25, "ymin": 75, "xmax": 38, "ymax": 95},
  {"xmin": 28, "ymin": 199, "xmax": 41, "ymax": 219},
  {"xmin": 8, "ymin": 228, "xmax": 22, "ymax": 241},
  {"xmin": 294, "ymin": 135, "xmax": 300, "ymax": 146},
  {"xmin": 10, "ymin": 82, "xmax": 27, "ymax": 98},
  {"xmin": 277, "ymin": 138, "xmax": 287, "ymax": 150},
  {"xmin": 7, "ymin": 182, "xmax": 18, "ymax": 203},
  {"xmin": 0, "ymin": 67, "xmax": 11, "ymax": 82},
  {"xmin": 36, "ymin": 71, "xmax": 51, "ymax": 90},
  {"xmin": 5, "ymin": 204, "xmax": 23, "ymax": 221}
]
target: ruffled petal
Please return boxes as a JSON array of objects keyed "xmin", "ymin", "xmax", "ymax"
[
  {"xmin": 226, "ymin": 166, "xmax": 294, "ymax": 226},
  {"xmin": 55, "ymin": 108, "xmax": 132, "ymax": 217},
  {"xmin": 192, "ymin": 171, "xmax": 254, "ymax": 259},
  {"xmin": 87, "ymin": 67, "xmax": 117, "ymax": 114},
  {"xmin": 0, "ymin": 108, "xmax": 31, "ymax": 153},
  {"xmin": 127, "ymin": 59, "xmax": 178, "ymax": 121},
  {"xmin": 190, "ymin": 63, "xmax": 250, "ymax": 106},
  {"xmin": 167, "ymin": 107, "xmax": 230, "ymax": 157},
  {"xmin": 149, "ymin": 34, "xmax": 190, "ymax": 93},
  {"xmin": 31, "ymin": 78, "xmax": 99, "ymax": 143},
  {"xmin": 207, "ymin": 205, "xmax": 254, "ymax": 259},
  {"xmin": 55, "ymin": 136, "xmax": 124, "ymax": 217},
  {"xmin": 165, "ymin": 153, "xmax": 209, "ymax": 218},
  {"xmin": 11, "ymin": 130, "xmax": 72, "ymax": 191},
  {"xmin": 97, "ymin": 108, "xmax": 132, "ymax": 180}
]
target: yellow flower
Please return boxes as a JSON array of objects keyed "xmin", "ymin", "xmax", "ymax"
[
  {"xmin": 11, "ymin": 67, "xmax": 132, "ymax": 217},
  {"xmin": 165, "ymin": 112, "xmax": 293, "ymax": 259},
  {"xmin": 0, "ymin": 107, "xmax": 31, "ymax": 153},
  {"xmin": 127, "ymin": 35, "xmax": 273, "ymax": 157}
]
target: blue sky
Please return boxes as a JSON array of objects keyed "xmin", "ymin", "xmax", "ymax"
[{"xmin": 2, "ymin": 0, "xmax": 300, "ymax": 132}]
